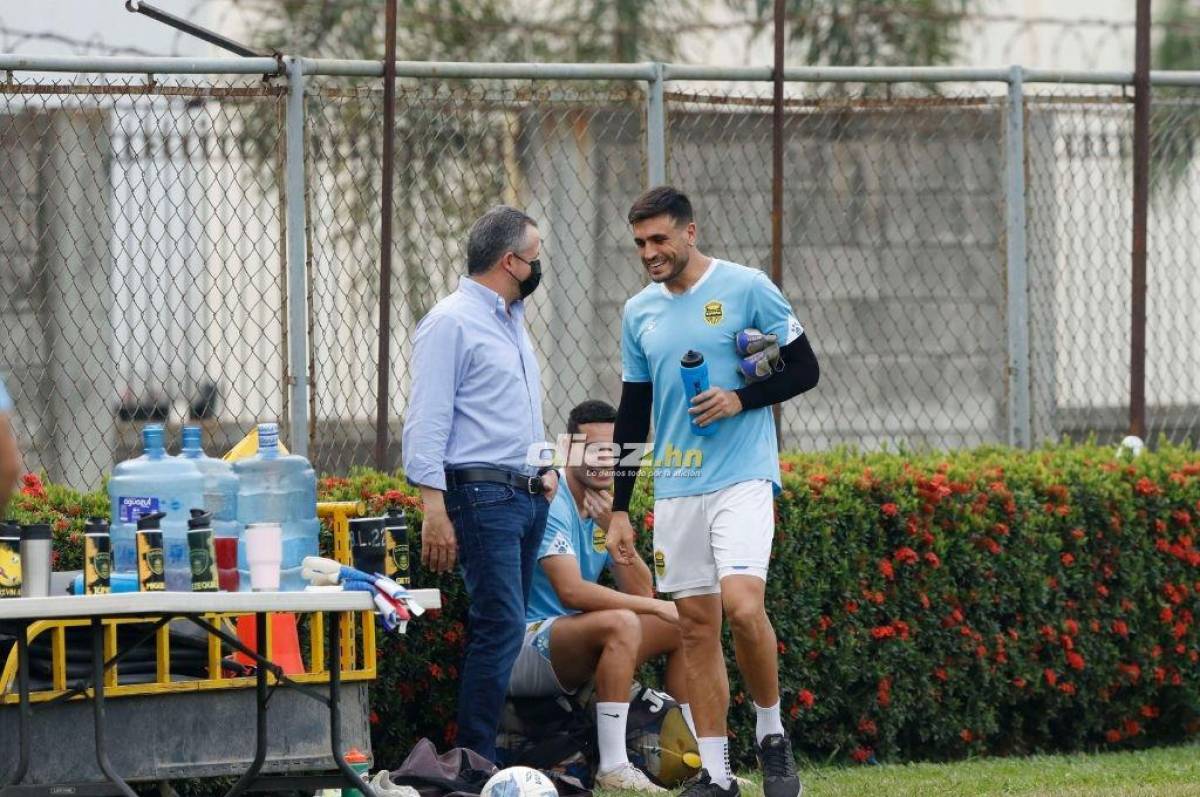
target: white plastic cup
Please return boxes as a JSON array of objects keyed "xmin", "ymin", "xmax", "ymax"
[{"xmin": 244, "ymin": 523, "xmax": 283, "ymax": 591}]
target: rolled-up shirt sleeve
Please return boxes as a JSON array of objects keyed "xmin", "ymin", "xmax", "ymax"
[{"xmin": 402, "ymin": 311, "xmax": 465, "ymax": 491}]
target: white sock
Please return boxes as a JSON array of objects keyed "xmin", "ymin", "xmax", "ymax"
[
  {"xmin": 596, "ymin": 702, "xmax": 631, "ymax": 773},
  {"xmin": 754, "ymin": 700, "xmax": 785, "ymax": 744},
  {"xmin": 681, "ymin": 703, "xmax": 698, "ymax": 739},
  {"xmin": 698, "ymin": 736, "xmax": 732, "ymax": 789}
]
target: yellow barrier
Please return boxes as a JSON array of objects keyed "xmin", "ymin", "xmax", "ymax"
[{"xmin": 0, "ymin": 501, "xmax": 375, "ymax": 705}]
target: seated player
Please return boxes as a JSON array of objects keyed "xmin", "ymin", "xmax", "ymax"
[{"xmin": 507, "ymin": 400, "xmax": 691, "ymax": 793}]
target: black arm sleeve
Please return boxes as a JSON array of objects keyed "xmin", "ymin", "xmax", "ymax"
[
  {"xmin": 612, "ymin": 380, "xmax": 653, "ymax": 513},
  {"xmin": 734, "ymin": 333, "xmax": 819, "ymax": 412}
]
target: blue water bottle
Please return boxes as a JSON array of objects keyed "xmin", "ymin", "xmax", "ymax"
[{"xmin": 680, "ymin": 350, "xmax": 718, "ymax": 437}]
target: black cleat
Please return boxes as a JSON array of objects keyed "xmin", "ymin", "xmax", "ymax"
[
  {"xmin": 756, "ymin": 733, "xmax": 802, "ymax": 797},
  {"xmin": 679, "ymin": 770, "xmax": 741, "ymax": 797}
]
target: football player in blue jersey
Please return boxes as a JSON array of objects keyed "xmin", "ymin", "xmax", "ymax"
[
  {"xmin": 508, "ymin": 400, "xmax": 690, "ymax": 792},
  {"xmin": 606, "ymin": 187, "xmax": 819, "ymax": 797}
]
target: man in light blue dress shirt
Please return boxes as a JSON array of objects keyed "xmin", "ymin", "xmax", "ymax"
[
  {"xmin": 0, "ymin": 376, "xmax": 20, "ymax": 515},
  {"xmin": 402, "ymin": 205, "xmax": 558, "ymax": 761}
]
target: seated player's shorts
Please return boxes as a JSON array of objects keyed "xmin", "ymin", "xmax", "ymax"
[
  {"xmin": 507, "ymin": 616, "xmax": 574, "ymax": 697},
  {"xmin": 652, "ymin": 479, "xmax": 774, "ymax": 598}
]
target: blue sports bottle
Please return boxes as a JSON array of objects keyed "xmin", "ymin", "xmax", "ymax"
[{"xmin": 680, "ymin": 350, "xmax": 718, "ymax": 437}]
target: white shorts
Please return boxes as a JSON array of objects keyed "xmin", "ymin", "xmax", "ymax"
[
  {"xmin": 507, "ymin": 616, "xmax": 573, "ymax": 697},
  {"xmin": 652, "ymin": 479, "xmax": 774, "ymax": 598}
]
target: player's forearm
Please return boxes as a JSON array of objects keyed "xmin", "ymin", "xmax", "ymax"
[
  {"xmin": 613, "ymin": 380, "xmax": 653, "ymax": 512},
  {"xmin": 559, "ymin": 579, "xmax": 660, "ymax": 615},
  {"xmin": 734, "ymin": 334, "xmax": 819, "ymax": 411},
  {"xmin": 611, "ymin": 558, "xmax": 654, "ymax": 598}
]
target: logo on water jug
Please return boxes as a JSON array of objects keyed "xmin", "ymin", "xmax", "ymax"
[{"xmin": 119, "ymin": 497, "xmax": 160, "ymax": 524}]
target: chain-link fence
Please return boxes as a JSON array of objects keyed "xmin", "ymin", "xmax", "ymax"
[{"xmin": 2, "ymin": 57, "xmax": 1199, "ymax": 489}]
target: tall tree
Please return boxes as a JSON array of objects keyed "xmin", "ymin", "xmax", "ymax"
[{"xmin": 743, "ymin": 0, "xmax": 977, "ymax": 66}]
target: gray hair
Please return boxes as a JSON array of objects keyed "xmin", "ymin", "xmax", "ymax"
[{"xmin": 466, "ymin": 205, "xmax": 537, "ymax": 275}]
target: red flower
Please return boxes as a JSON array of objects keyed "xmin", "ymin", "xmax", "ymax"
[
  {"xmin": 20, "ymin": 473, "xmax": 45, "ymax": 499},
  {"xmin": 1064, "ymin": 619, "xmax": 1079, "ymax": 636},
  {"xmin": 923, "ymin": 551, "xmax": 941, "ymax": 568},
  {"xmin": 877, "ymin": 677, "xmax": 892, "ymax": 708},
  {"xmin": 1105, "ymin": 729, "xmax": 1122, "ymax": 744},
  {"xmin": 1135, "ymin": 477, "xmax": 1160, "ymax": 497},
  {"xmin": 1161, "ymin": 606, "xmax": 1175, "ymax": 624},
  {"xmin": 428, "ymin": 663, "xmax": 444, "ymax": 679},
  {"xmin": 1066, "ymin": 651, "xmax": 1085, "ymax": 671},
  {"xmin": 881, "ymin": 502, "xmax": 899, "ymax": 517},
  {"xmin": 1071, "ymin": 528, "xmax": 1086, "ymax": 540},
  {"xmin": 878, "ymin": 559, "xmax": 895, "ymax": 580},
  {"xmin": 369, "ymin": 710, "xmax": 380, "ymax": 725},
  {"xmin": 933, "ymin": 667, "xmax": 949, "ymax": 682},
  {"xmin": 871, "ymin": 625, "xmax": 896, "ymax": 640},
  {"xmin": 644, "ymin": 512, "xmax": 654, "ymax": 530},
  {"xmin": 1140, "ymin": 705, "xmax": 1160, "ymax": 719},
  {"xmin": 1123, "ymin": 719, "xmax": 1142, "ymax": 737},
  {"xmin": 850, "ymin": 747, "xmax": 873, "ymax": 764},
  {"xmin": 845, "ymin": 600, "xmax": 860, "ymax": 615},
  {"xmin": 894, "ymin": 547, "xmax": 919, "ymax": 566},
  {"xmin": 1060, "ymin": 553, "xmax": 1075, "ymax": 567},
  {"xmin": 960, "ymin": 729, "xmax": 974, "ymax": 743},
  {"xmin": 1112, "ymin": 620, "xmax": 1129, "ymax": 637},
  {"xmin": 798, "ymin": 689, "xmax": 815, "ymax": 709},
  {"xmin": 1044, "ymin": 669, "xmax": 1058, "ymax": 687},
  {"xmin": 1012, "ymin": 676, "xmax": 1027, "ymax": 689},
  {"xmin": 857, "ymin": 718, "xmax": 878, "ymax": 736}
]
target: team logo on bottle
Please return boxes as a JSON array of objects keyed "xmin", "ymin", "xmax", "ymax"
[
  {"xmin": 654, "ymin": 549, "xmax": 666, "ymax": 577},
  {"xmin": 703, "ymin": 300, "xmax": 724, "ymax": 325},
  {"xmin": 143, "ymin": 549, "xmax": 164, "ymax": 576},
  {"xmin": 91, "ymin": 551, "xmax": 112, "ymax": 580},
  {"xmin": 189, "ymin": 548, "xmax": 213, "ymax": 578},
  {"xmin": 592, "ymin": 527, "xmax": 607, "ymax": 553}
]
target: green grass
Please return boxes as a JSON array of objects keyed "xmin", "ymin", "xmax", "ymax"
[{"xmin": 599, "ymin": 745, "xmax": 1200, "ymax": 797}]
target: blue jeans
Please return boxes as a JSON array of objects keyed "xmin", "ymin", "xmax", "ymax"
[{"xmin": 445, "ymin": 480, "xmax": 549, "ymax": 761}]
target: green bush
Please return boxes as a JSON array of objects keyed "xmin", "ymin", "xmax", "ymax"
[
  {"xmin": 322, "ymin": 446, "xmax": 1200, "ymax": 768},
  {"xmin": 20, "ymin": 444, "xmax": 1200, "ymax": 768}
]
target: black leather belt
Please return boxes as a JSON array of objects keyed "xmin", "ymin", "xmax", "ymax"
[{"xmin": 445, "ymin": 467, "xmax": 544, "ymax": 495}]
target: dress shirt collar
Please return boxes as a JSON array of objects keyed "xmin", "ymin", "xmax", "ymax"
[{"xmin": 459, "ymin": 275, "xmax": 522, "ymax": 318}]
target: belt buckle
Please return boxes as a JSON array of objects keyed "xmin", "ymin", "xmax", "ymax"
[{"xmin": 525, "ymin": 475, "xmax": 542, "ymax": 495}]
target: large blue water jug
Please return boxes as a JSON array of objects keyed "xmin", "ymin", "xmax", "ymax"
[
  {"xmin": 180, "ymin": 425, "xmax": 242, "ymax": 542},
  {"xmin": 108, "ymin": 424, "xmax": 205, "ymax": 591},
  {"xmin": 232, "ymin": 423, "xmax": 319, "ymax": 591}
]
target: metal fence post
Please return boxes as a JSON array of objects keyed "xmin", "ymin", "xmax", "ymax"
[
  {"xmin": 646, "ymin": 62, "xmax": 666, "ymax": 186},
  {"xmin": 285, "ymin": 56, "xmax": 310, "ymax": 457},
  {"xmin": 1005, "ymin": 65, "xmax": 1032, "ymax": 449}
]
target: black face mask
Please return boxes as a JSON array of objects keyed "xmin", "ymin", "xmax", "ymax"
[{"xmin": 513, "ymin": 255, "xmax": 542, "ymax": 299}]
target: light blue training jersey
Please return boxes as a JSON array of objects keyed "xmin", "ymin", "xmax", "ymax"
[
  {"xmin": 526, "ymin": 476, "xmax": 613, "ymax": 622},
  {"xmin": 620, "ymin": 259, "xmax": 804, "ymax": 499}
]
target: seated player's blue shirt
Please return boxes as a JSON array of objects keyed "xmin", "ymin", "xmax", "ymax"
[
  {"xmin": 0, "ymin": 377, "xmax": 10, "ymax": 412},
  {"xmin": 526, "ymin": 475, "xmax": 613, "ymax": 622},
  {"xmin": 620, "ymin": 260, "xmax": 804, "ymax": 500}
]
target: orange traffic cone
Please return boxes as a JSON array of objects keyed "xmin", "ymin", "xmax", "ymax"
[{"xmin": 232, "ymin": 613, "xmax": 305, "ymax": 675}]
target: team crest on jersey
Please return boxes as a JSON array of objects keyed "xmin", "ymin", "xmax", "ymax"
[
  {"xmin": 654, "ymin": 549, "xmax": 666, "ymax": 577},
  {"xmin": 592, "ymin": 527, "xmax": 606, "ymax": 553},
  {"xmin": 703, "ymin": 300, "xmax": 724, "ymax": 325}
]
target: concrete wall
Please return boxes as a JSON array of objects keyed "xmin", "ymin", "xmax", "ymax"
[{"xmin": 0, "ymin": 108, "xmax": 114, "ymax": 489}]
